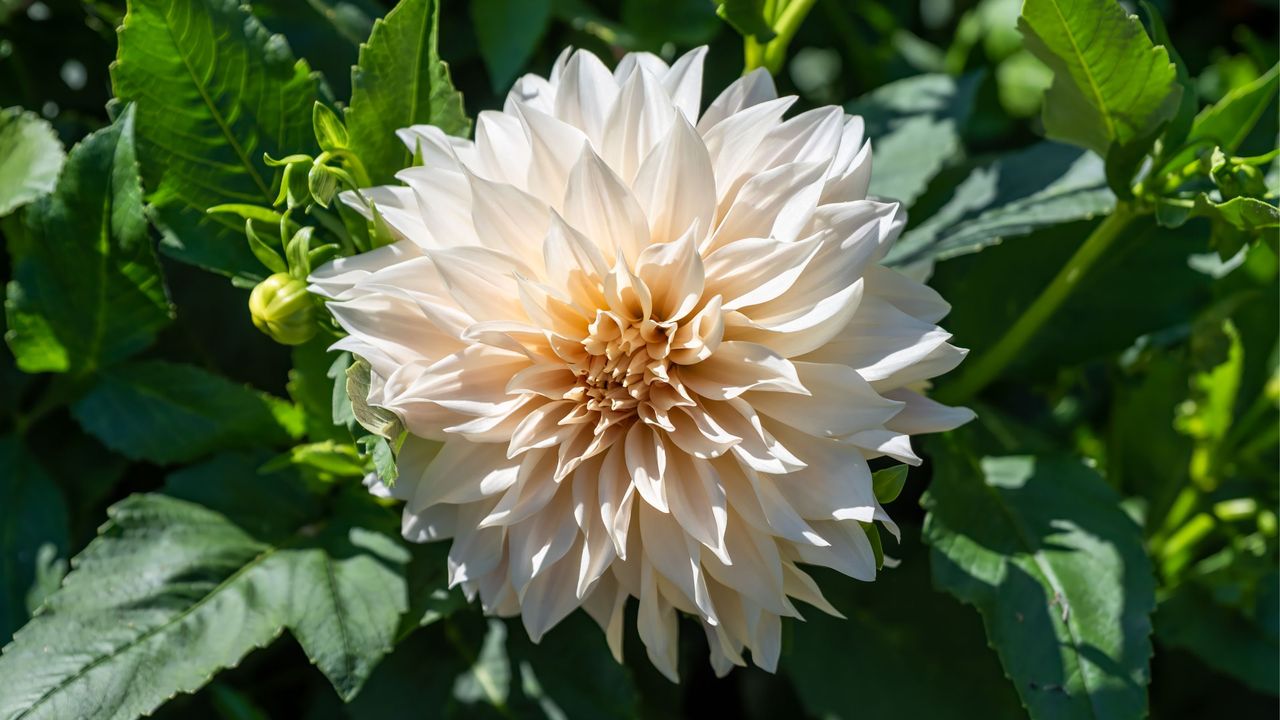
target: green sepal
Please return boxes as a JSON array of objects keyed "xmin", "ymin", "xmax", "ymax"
[
  {"xmin": 244, "ymin": 219, "xmax": 287, "ymax": 274},
  {"xmin": 872, "ymin": 464, "xmax": 909, "ymax": 504},
  {"xmin": 312, "ymin": 102, "xmax": 350, "ymax": 151}
]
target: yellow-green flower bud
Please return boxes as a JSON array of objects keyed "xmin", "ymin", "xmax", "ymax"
[{"xmin": 249, "ymin": 273, "xmax": 316, "ymax": 345}]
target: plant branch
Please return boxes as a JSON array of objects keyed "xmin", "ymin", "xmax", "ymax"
[{"xmin": 938, "ymin": 203, "xmax": 1140, "ymax": 404}]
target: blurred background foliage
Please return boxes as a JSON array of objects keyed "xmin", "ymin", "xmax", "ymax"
[{"xmin": 0, "ymin": 0, "xmax": 1277, "ymax": 718}]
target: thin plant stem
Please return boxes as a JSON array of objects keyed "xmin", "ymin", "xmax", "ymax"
[
  {"xmin": 762, "ymin": 0, "xmax": 818, "ymax": 72},
  {"xmin": 938, "ymin": 203, "xmax": 1140, "ymax": 404}
]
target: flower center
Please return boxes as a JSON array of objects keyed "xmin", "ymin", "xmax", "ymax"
[{"xmin": 573, "ymin": 310, "xmax": 674, "ymax": 415}]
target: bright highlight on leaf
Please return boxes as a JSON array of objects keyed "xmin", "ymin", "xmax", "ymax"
[
  {"xmin": 0, "ymin": 107, "xmax": 65, "ymax": 218},
  {"xmin": 1019, "ymin": 0, "xmax": 1182, "ymax": 157}
]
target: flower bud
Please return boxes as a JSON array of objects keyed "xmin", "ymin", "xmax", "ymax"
[
  {"xmin": 308, "ymin": 162, "xmax": 340, "ymax": 208},
  {"xmin": 248, "ymin": 273, "xmax": 316, "ymax": 345}
]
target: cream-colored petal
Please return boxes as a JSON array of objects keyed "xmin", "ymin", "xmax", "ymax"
[
  {"xmin": 508, "ymin": 484, "xmax": 579, "ymax": 595},
  {"xmin": 665, "ymin": 450, "xmax": 730, "ymax": 562},
  {"xmin": 518, "ymin": 103, "xmax": 589, "ymax": 209},
  {"xmin": 800, "ymin": 295, "xmax": 952, "ymax": 382},
  {"xmin": 564, "ymin": 148, "xmax": 650, "ymax": 264},
  {"xmin": 474, "ymin": 110, "xmax": 532, "ymax": 187},
  {"xmin": 747, "ymin": 361, "xmax": 903, "ymax": 439},
  {"xmin": 697, "ymin": 67, "xmax": 777, "ymax": 133},
  {"xmin": 679, "ymin": 341, "xmax": 808, "ymax": 401},
  {"xmin": 520, "ymin": 538, "xmax": 587, "ymax": 641},
  {"xmin": 554, "ymin": 49, "xmax": 618, "ymax": 146},
  {"xmin": 708, "ymin": 161, "xmax": 827, "ymax": 252},
  {"xmin": 662, "ymin": 46, "xmax": 707, "ymax": 123},
  {"xmin": 613, "ymin": 51, "xmax": 668, "ymax": 82},
  {"xmin": 602, "ymin": 67, "xmax": 675, "ymax": 184},
  {"xmin": 702, "ymin": 235, "xmax": 822, "ymax": 311},
  {"xmin": 625, "ymin": 422, "xmax": 669, "ymax": 512},
  {"xmin": 428, "ymin": 246, "xmax": 531, "ymax": 322},
  {"xmin": 635, "ymin": 226, "xmax": 704, "ymax": 322},
  {"xmin": 465, "ymin": 172, "xmax": 550, "ymax": 271},
  {"xmin": 632, "ymin": 114, "xmax": 717, "ymax": 246},
  {"xmin": 882, "ymin": 389, "xmax": 975, "ymax": 434},
  {"xmin": 864, "ymin": 264, "xmax": 951, "ymax": 323},
  {"xmin": 405, "ymin": 439, "xmax": 521, "ymax": 510}
]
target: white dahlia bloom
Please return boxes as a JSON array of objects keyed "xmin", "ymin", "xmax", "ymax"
[{"xmin": 312, "ymin": 47, "xmax": 973, "ymax": 680}]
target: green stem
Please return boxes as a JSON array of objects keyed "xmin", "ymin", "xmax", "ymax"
[
  {"xmin": 742, "ymin": 0, "xmax": 818, "ymax": 74},
  {"xmin": 938, "ymin": 203, "xmax": 1139, "ymax": 404},
  {"xmin": 762, "ymin": 0, "xmax": 817, "ymax": 72},
  {"xmin": 744, "ymin": 36, "xmax": 766, "ymax": 73}
]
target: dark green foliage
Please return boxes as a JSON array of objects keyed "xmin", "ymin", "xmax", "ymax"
[
  {"xmin": 0, "ymin": 0, "xmax": 1275, "ymax": 718},
  {"xmin": 5, "ymin": 108, "xmax": 171, "ymax": 375}
]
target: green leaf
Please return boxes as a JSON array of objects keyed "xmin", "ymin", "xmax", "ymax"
[
  {"xmin": 111, "ymin": 0, "xmax": 322, "ymax": 276},
  {"xmin": 929, "ymin": 218, "xmax": 1212, "ymax": 378},
  {"xmin": 889, "ymin": 141, "xmax": 1115, "ymax": 267},
  {"xmin": 1019, "ymin": 0, "xmax": 1181, "ymax": 157},
  {"xmin": 1188, "ymin": 63, "xmax": 1279, "ymax": 156},
  {"xmin": 287, "ymin": 337, "xmax": 350, "ymax": 443},
  {"xmin": 5, "ymin": 106, "xmax": 172, "ymax": 375},
  {"xmin": 1107, "ymin": 352, "xmax": 1193, "ymax": 529},
  {"xmin": 70, "ymin": 360, "xmax": 294, "ymax": 464},
  {"xmin": 0, "ymin": 454, "xmax": 411, "ymax": 718},
  {"xmin": 265, "ymin": 440, "xmax": 368, "ymax": 477},
  {"xmin": 0, "ymin": 107, "xmax": 65, "ymax": 217},
  {"xmin": 347, "ymin": 0, "xmax": 470, "ymax": 186},
  {"xmin": 1137, "ymin": 1, "xmax": 1195, "ymax": 155},
  {"xmin": 787, "ymin": 529, "xmax": 1024, "ymax": 720},
  {"xmin": 471, "ymin": 0, "xmax": 552, "ymax": 92},
  {"xmin": 1155, "ymin": 578, "xmax": 1279, "ymax": 695},
  {"xmin": 0, "ymin": 435, "xmax": 69, "ymax": 645},
  {"xmin": 871, "ymin": 464, "xmax": 908, "ymax": 504},
  {"xmin": 340, "ymin": 624, "xmax": 469, "ymax": 720},
  {"xmin": 253, "ymin": 0, "xmax": 377, "ymax": 100},
  {"xmin": 715, "ymin": 0, "xmax": 775, "ymax": 41},
  {"xmin": 922, "ymin": 440, "xmax": 1156, "ymax": 719},
  {"xmin": 452, "ymin": 619, "xmax": 512, "ymax": 709},
  {"xmin": 622, "ymin": 0, "xmax": 721, "ymax": 48},
  {"xmin": 401, "ymin": 542, "xmax": 465, "ymax": 631},
  {"xmin": 1197, "ymin": 195, "xmax": 1280, "ymax": 232},
  {"xmin": 847, "ymin": 73, "xmax": 979, "ymax": 207}
]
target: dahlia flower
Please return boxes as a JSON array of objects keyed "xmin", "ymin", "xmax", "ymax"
[{"xmin": 311, "ymin": 46, "xmax": 972, "ymax": 679}]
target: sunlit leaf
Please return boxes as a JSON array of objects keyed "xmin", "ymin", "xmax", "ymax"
[
  {"xmin": 347, "ymin": 0, "xmax": 470, "ymax": 186},
  {"xmin": 4, "ymin": 106, "xmax": 171, "ymax": 375},
  {"xmin": 112, "ymin": 0, "xmax": 321, "ymax": 276},
  {"xmin": 922, "ymin": 439, "xmax": 1156, "ymax": 719},
  {"xmin": 0, "ymin": 455, "xmax": 411, "ymax": 718},
  {"xmin": 1019, "ymin": 0, "xmax": 1181, "ymax": 157},
  {"xmin": 847, "ymin": 73, "xmax": 979, "ymax": 207},
  {"xmin": 0, "ymin": 107, "xmax": 64, "ymax": 217},
  {"xmin": 889, "ymin": 141, "xmax": 1115, "ymax": 267}
]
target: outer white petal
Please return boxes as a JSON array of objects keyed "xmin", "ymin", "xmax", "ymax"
[
  {"xmin": 662, "ymin": 46, "xmax": 707, "ymax": 123},
  {"xmin": 882, "ymin": 388, "xmax": 976, "ymax": 434},
  {"xmin": 697, "ymin": 67, "xmax": 777, "ymax": 132},
  {"xmin": 747, "ymin": 361, "xmax": 903, "ymax": 439},
  {"xmin": 554, "ymin": 49, "xmax": 618, "ymax": 145},
  {"xmin": 632, "ymin": 114, "xmax": 717, "ymax": 246},
  {"xmin": 563, "ymin": 148, "xmax": 650, "ymax": 263}
]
